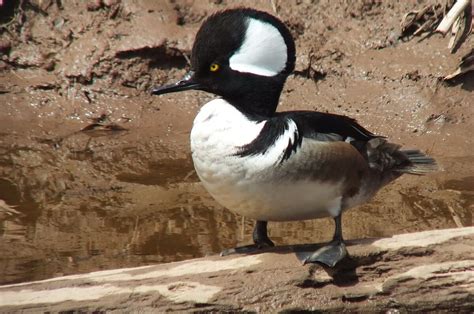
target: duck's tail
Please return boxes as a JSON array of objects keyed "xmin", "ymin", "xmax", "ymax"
[
  {"xmin": 397, "ymin": 149, "xmax": 438, "ymax": 175},
  {"xmin": 365, "ymin": 138, "xmax": 438, "ymax": 184}
]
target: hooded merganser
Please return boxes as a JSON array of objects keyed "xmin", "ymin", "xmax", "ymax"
[{"xmin": 151, "ymin": 8, "xmax": 437, "ymax": 267}]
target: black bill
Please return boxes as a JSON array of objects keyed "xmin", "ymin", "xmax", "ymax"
[{"xmin": 150, "ymin": 71, "xmax": 200, "ymax": 96}]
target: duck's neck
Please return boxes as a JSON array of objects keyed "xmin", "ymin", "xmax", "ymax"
[{"xmin": 225, "ymin": 80, "xmax": 284, "ymax": 120}]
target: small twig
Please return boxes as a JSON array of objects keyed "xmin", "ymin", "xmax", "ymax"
[
  {"xmin": 181, "ymin": 51, "xmax": 191, "ymax": 67},
  {"xmin": 447, "ymin": 205, "xmax": 464, "ymax": 228},
  {"xmin": 448, "ymin": 14, "xmax": 462, "ymax": 49},
  {"xmin": 433, "ymin": 4, "xmax": 440, "ymax": 20},
  {"xmin": 0, "ymin": 199, "xmax": 21, "ymax": 216},
  {"xmin": 182, "ymin": 169, "xmax": 195, "ymax": 181},
  {"xmin": 413, "ymin": 18, "xmax": 435, "ymax": 36},
  {"xmin": 400, "ymin": 3, "xmax": 446, "ymax": 37},
  {"xmin": 445, "ymin": 49, "xmax": 474, "ymax": 79},
  {"xmin": 126, "ymin": 215, "xmax": 140, "ymax": 251},
  {"xmin": 270, "ymin": 0, "xmax": 278, "ymax": 15},
  {"xmin": 412, "ymin": 201, "xmax": 426, "ymax": 213}
]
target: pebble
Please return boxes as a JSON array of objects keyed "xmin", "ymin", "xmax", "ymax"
[
  {"xmin": 103, "ymin": 0, "xmax": 119, "ymax": 7},
  {"xmin": 0, "ymin": 39, "xmax": 11, "ymax": 54},
  {"xmin": 87, "ymin": 0, "xmax": 102, "ymax": 11}
]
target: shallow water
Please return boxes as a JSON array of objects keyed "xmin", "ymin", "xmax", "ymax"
[{"xmin": 1, "ymin": 139, "xmax": 472, "ymax": 284}]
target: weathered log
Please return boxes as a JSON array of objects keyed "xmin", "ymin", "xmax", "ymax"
[{"xmin": 0, "ymin": 227, "xmax": 473, "ymax": 312}]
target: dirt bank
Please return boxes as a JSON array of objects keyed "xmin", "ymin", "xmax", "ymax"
[
  {"xmin": 1, "ymin": 228, "xmax": 473, "ymax": 312},
  {"xmin": 0, "ymin": 0, "xmax": 473, "ymax": 285}
]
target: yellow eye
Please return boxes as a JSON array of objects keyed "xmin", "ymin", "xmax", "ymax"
[{"xmin": 209, "ymin": 63, "xmax": 219, "ymax": 72}]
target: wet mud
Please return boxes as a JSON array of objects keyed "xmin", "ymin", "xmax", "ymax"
[{"xmin": 0, "ymin": 0, "xmax": 473, "ymax": 284}]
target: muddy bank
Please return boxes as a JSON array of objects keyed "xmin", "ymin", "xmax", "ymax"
[
  {"xmin": 1, "ymin": 227, "xmax": 473, "ymax": 312},
  {"xmin": 0, "ymin": 0, "xmax": 473, "ymax": 286}
]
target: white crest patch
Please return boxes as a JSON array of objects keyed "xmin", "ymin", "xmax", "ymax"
[{"xmin": 229, "ymin": 18, "xmax": 287, "ymax": 76}]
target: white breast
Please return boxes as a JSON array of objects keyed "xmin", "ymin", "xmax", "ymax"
[{"xmin": 190, "ymin": 99, "xmax": 343, "ymax": 221}]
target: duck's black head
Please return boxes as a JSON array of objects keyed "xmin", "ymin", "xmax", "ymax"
[{"xmin": 151, "ymin": 8, "xmax": 296, "ymax": 118}]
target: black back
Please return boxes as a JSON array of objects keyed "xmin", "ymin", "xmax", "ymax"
[{"xmin": 236, "ymin": 110, "xmax": 379, "ymax": 161}]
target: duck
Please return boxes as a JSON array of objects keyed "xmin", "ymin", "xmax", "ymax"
[{"xmin": 150, "ymin": 8, "xmax": 437, "ymax": 267}]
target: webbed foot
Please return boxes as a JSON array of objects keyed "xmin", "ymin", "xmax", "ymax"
[
  {"xmin": 303, "ymin": 214, "xmax": 348, "ymax": 267},
  {"xmin": 302, "ymin": 240, "xmax": 347, "ymax": 267}
]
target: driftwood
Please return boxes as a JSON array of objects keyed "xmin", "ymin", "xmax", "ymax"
[
  {"xmin": 436, "ymin": 0, "xmax": 472, "ymax": 35},
  {"xmin": 445, "ymin": 48, "xmax": 474, "ymax": 79},
  {"xmin": 401, "ymin": 1, "xmax": 474, "ymax": 80},
  {"xmin": 0, "ymin": 227, "xmax": 473, "ymax": 312},
  {"xmin": 401, "ymin": 0, "xmax": 473, "ymax": 53}
]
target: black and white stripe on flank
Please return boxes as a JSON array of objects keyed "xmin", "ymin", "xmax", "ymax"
[
  {"xmin": 235, "ymin": 116, "xmax": 299, "ymax": 160},
  {"xmin": 235, "ymin": 110, "xmax": 379, "ymax": 163}
]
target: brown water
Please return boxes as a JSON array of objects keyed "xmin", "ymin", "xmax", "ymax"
[{"xmin": 0, "ymin": 131, "xmax": 472, "ymax": 285}]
